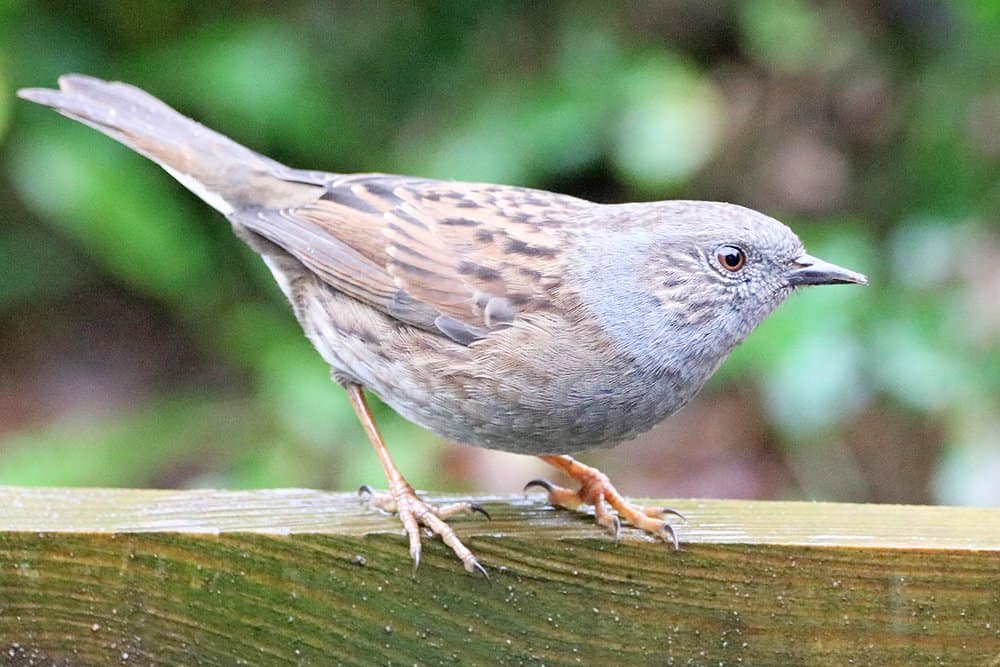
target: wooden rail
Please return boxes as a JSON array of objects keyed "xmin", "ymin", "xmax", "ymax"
[{"xmin": 1, "ymin": 487, "xmax": 998, "ymax": 665}]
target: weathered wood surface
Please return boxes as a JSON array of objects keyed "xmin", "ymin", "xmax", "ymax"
[{"xmin": 0, "ymin": 487, "xmax": 998, "ymax": 666}]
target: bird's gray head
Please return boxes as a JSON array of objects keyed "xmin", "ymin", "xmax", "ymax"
[{"xmin": 577, "ymin": 200, "xmax": 867, "ymax": 376}]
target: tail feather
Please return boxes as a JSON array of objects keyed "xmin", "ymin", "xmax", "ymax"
[{"xmin": 18, "ymin": 75, "xmax": 319, "ymax": 214}]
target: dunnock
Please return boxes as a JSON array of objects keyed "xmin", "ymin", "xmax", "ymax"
[{"xmin": 19, "ymin": 76, "xmax": 867, "ymax": 575}]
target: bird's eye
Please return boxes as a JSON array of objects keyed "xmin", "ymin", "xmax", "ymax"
[{"xmin": 716, "ymin": 245, "xmax": 747, "ymax": 272}]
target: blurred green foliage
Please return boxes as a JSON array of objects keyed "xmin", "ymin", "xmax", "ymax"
[{"xmin": 0, "ymin": 1, "xmax": 997, "ymax": 505}]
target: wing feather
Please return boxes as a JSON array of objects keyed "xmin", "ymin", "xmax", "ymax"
[{"xmin": 232, "ymin": 174, "xmax": 587, "ymax": 344}]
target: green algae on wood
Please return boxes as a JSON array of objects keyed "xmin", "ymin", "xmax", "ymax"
[{"xmin": 1, "ymin": 487, "xmax": 998, "ymax": 665}]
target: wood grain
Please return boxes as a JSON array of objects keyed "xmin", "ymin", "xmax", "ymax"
[{"xmin": 1, "ymin": 487, "xmax": 998, "ymax": 666}]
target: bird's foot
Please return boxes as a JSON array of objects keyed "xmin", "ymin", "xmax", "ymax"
[
  {"xmin": 358, "ymin": 484, "xmax": 490, "ymax": 576},
  {"xmin": 346, "ymin": 384, "xmax": 489, "ymax": 576},
  {"xmin": 526, "ymin": 455, "xmax": 685, "ymax": 548}
]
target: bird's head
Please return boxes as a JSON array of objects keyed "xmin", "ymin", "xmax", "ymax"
[{"xmin": 578, "ymin": 201, "xmax": 867, "ymax": 372}]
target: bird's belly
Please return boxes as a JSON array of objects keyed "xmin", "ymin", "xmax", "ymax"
[
  {"xmin": 378, "ymin": 362, "xmax": 699, "ymax": 455},
  {"xmin": 338, "ymin": 337, "xmax": 701, "ymax": 455},
  {"xmin": 296, "ymin": 283, "xmax": 709, "ymax": 455}
]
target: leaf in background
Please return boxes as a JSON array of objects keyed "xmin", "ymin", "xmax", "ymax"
[
  {"xmin": 0, "ymin": 224, "xmax": 92, "ymax": 308},
  {"xmin": 9, "ymin": 124, "xmax": 217, "ymax": 305},
  {"xmin": 612, "ymin": 53, "xmax": 724, "ymax": 193},
  {"xmin": 0, "ymin": 397, "xmax": 282, "ymax": 488},
  {"xmin": 740, "ymin": 0, "xmax": 824, "ymax": 73},
  {"xmin": 391, "ymin": 21, "xmax": 625, "ymax": 184},
  {"xmin": 933, "ymin": 409, "xmax": 1000, "ymax": 506},
  {"xmin": 890, "ymin": 216, "xmax": 965, "ymax": 289},
  {"xmin": 130, "ymin": 18, "xmax": 355, "ymax": 166},
  {"xmin": 0, "ymin": 63, "xmax": 10, "ymax": 144}
]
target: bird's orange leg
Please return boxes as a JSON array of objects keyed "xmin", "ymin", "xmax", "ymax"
[
  {"xmin": 346, "ymin": 384, "xmax": 488, "ymax": 576},
  {"xmin": 527, "ymin": 455, "xmax": 684, "ymax": 548}
]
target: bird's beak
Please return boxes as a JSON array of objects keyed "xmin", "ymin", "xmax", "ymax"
[{"xmin": 786, "ymin": 253, "xmax": 868, "ymax": 286}]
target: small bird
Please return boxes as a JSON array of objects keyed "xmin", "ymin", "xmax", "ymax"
[{"xmin": 19, "ymin": 75, "xmax": 867, "ymax": 575}]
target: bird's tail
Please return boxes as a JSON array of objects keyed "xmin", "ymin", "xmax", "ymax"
[{"xmin": 18, "ymin": 74, "xmax": 320, "ymax": 214}]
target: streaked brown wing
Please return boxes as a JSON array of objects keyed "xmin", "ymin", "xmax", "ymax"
[{"xmin": 233, "ymin": 174, "xmax": 588, "ymax": 344}]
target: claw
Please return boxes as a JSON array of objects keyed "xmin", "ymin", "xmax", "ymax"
[
  {"xmin": 471, "ymin": 560, "xmax": 490, "ymax": 580},
  {"xmin": 346, "ymin": 383, "xmax": 483, "ymax": 574},
  {"xmin": 661, "ymin": 507, "xmax": 687, "ymax": 522},
  {"xmin": 534, "ymin": 455, "xmax": 687, "ymax": 550},
  {"xmin": 661, "ymin": 522, "xmax": 680, "ymax": 551},
  {"xmin": 523, "ymin": 478, "xmax": 554, "ymax": 494},
  {"xmin": 469, "ymin": 503, "xmax": 492, "ymax": 521}
]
